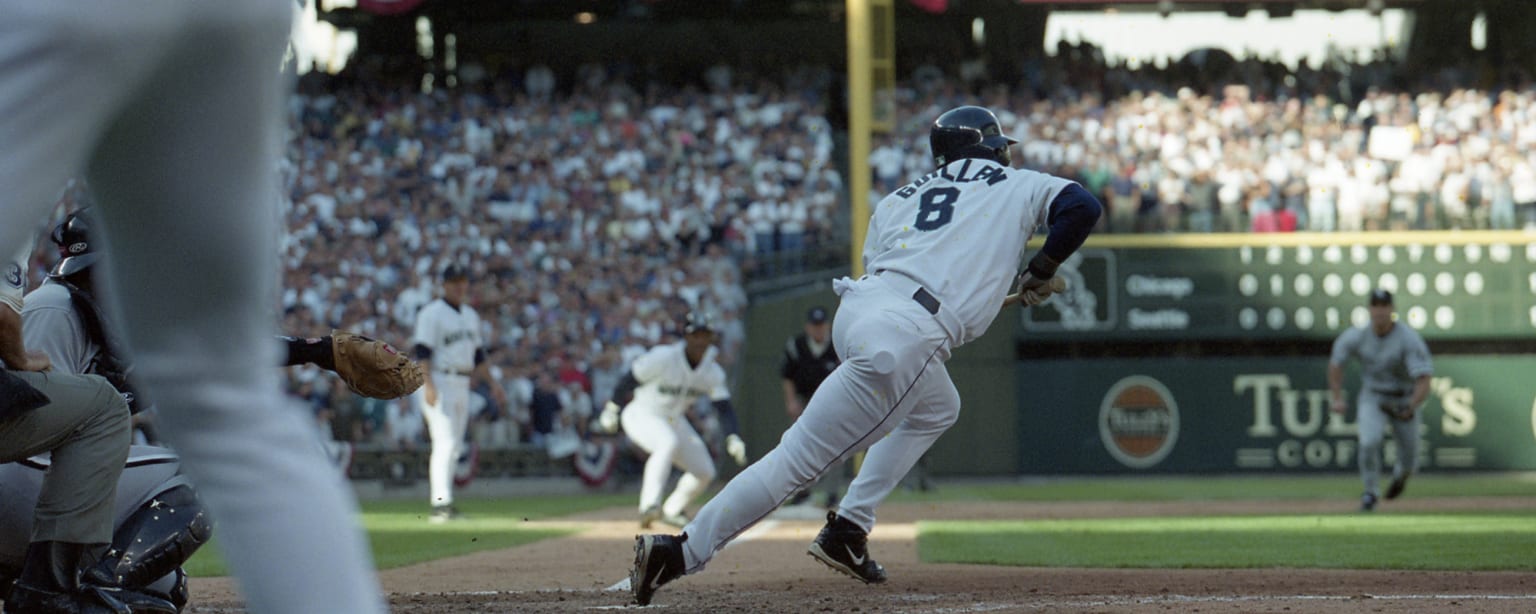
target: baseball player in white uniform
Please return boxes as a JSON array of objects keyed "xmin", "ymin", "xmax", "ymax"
[
  {"xmin": 630, "ymin": 105, "xmax": 1102, "ymax": 606},
  {"xmin": 410, "ymin": 263, "xmax": 504, "ymax": 522},
  {"xmin": 1329, "ymin": 289, "xmax": 1433, "ymax": 512},
  {"xmin": 0, "ymin": 3, "xmax": 386, "ymax": 612},
  {"xmin": 597, "ymin": 313, "xmax": 747, "ymax": 528}
]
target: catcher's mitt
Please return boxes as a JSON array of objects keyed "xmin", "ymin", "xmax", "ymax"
[
  {"xmin": 331, "ymin": 330, "xmax": 424, "ymax": 399},
  {"xmin": 1378, "ymin": 399, "xmax": 1415, "ymax": 422}
]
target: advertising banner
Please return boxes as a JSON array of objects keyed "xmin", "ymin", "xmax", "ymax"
[{"xmin": 1018, "ymin": 356, "xmax": 1536, "ymax": 473}]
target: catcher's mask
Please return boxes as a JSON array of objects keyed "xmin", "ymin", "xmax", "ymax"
[
  {"xmin": 929, "ymin": 105, "xmax": 1018, "ymax": 168},
  {"xmin": 50, "ymin": 209, "xmax": 99, "ymax": 279}
]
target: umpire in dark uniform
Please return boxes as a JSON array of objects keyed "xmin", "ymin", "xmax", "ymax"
[{"xmin": 780, "ymin": 306, "xmax": 843, "ymax": 507}]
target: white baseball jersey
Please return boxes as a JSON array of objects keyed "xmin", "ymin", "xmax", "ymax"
[
  {"xmin": 2, "ymin": 240, "xmax": 31, "ymax": 315},
  {"xmin": 411, "ymin": 298, "xmax": 483, "ymax": 374},
  {"xmin": 864, "ymin": 159, "xmax": 1072, "ymax": 344},
  {"xmin": 628, "ymin": 343, "xmax": 730, "ymax": 418}
]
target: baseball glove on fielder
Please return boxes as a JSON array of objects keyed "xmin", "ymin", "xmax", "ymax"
[
  {"xmin": 1379, "ymin": 400, "xmax": 1416, "ymax": 422},
  {"xmin": 331, "ymin": 330, "xmax": 424, "ymax": 399}
]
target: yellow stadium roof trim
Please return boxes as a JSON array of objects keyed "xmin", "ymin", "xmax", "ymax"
[{"xmin": 1027, "ymin": 230, "xmax": 1536, "ymax": 249}]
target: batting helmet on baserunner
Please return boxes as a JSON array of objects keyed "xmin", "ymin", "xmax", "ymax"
[{"xmin": 929, "ymin": 105, "xmax": 1019, "ymax": 168}]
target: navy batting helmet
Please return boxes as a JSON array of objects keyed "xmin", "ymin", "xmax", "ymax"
[
  {"xmin": 929, "ymin": 105, "xmax": 1018, "ymax": 168},
  {"xmin": 50, "ymin": 209, "xmax": 99, "ymax": 278}
]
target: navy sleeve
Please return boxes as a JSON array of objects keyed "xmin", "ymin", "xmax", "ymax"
[
  {"xmin": 473, "ymin": 347, "xmax": 486, "ymax": 366},
  {"xmin": 712, "ymin": 399, "xmax": 740, "ymax": 436},
  {"xmin": 1039, "ymin": 183, "xmax": 1102, "ymax": 263},
  {"xmin": 412, "ymin": 344, "xmax": 433, "ymax": 361},
  {"xmin": 610, "ymin": 370, "xmax": 640, "ymax": 407}
]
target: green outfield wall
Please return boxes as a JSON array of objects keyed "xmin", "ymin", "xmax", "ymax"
[
  {"xmin": 1018, "ymin": 356, "xmax": 1536, "ymax": 474},
  {"xmin": 741, "ymin": 231, "xmax": 1536, "ymax": 476}
]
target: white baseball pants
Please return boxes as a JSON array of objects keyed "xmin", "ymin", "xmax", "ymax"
[
  {"xmin": 421, "ymin": 375, "xmax": 471, "ymax": 507},
  {"xmin": 682, "ymin": 274, "xmax": 959, "ymax": 573},
  {"xmin": 622, "ymin": 407, "xmax": 717, "ymax": 518},
  {"xmin": 0, "ymin": 2, "xmax": 384, "ymax": 612}
]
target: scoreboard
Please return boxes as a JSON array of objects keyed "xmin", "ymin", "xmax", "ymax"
[{"xmin": 1021, "ymin": 231, "xmax": 1536, "ymax": 341}]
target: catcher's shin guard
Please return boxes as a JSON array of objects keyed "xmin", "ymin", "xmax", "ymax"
[{"xmin": 86, "ymin": 485, "xmax": 211, "ymax": 593}]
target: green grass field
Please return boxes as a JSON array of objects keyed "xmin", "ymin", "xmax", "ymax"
[
  {"xmin": 919, "ymin": 512, "xmax": 1536, "ymax": 570},
  {"xmin": 184, "ymin": 474, "xmax": 1536, "ymax": 577},
  {"xmin": 184, "ymin": 493, "xmax": 631, "ymax": 577}
]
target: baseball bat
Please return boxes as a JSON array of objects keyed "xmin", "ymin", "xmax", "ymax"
[{"xmin": 1002, "ymin": 276, "xmax": 1068, "ymax": 308}]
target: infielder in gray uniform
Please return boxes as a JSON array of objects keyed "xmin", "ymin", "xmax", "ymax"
[
  {"xmin": 1329, "ymin": 289, "xmax": 1433, "ymax": 512},
  {"xmin": 0, "ymin": 3, "xmax": 384, "ymax": 612},
  {"xmin": 630, "ymin": 105, "xmax": 1101, "ymax": 606}
]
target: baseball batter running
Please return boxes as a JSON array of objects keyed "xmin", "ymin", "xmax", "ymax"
[
  {"xmin": 629, "ymin": 105, "xmax": 1102, "ymax": 605},
  {"xmin": 1328, "ymin": 289, "xmax": 1433, "ymax": 512},
  {"xmin": 598, "ymin": 312, "xmax": 747, "ymax": 529},
  {"xmin": 410, "ymin": 263, "xmax": 505, "ymax": 523}
]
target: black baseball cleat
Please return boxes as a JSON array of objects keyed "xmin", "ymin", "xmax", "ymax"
[
  {"xmin": 1360, "ymin": 492, "xmax": 1378, "ymax": 512},
  {"xmin": 808, "ymin": 511, "xmax": 887, "ymax": 584},
  {"xmin": 631, "ymin": 533, "xmax": 686, "ymax": 606},
  {"xmin": 1385, "ymin": 474, "xmax": 1409, "ymax": 500}
]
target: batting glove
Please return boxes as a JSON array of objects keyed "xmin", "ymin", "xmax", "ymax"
[
  {"xmin": 1015, "ymin": 272, "xmax": 1061, "ymax": 306},
  {"xmin": 597, "ymin": 401, "xmax": 621, "ymax": 434},
  {"xmin": 725, "ymin": 434, "xmax": 747, "ymax": 466}
]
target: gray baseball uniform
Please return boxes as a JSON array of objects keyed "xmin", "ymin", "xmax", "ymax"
[
  {"xmin": 1330, "ymin": 322, "xmax": 1434, "ymax": 497},
  {"xmin": 0, "ymin": 3, "xmax": 384, "ymax": 612},
  {"xmin": 684, "ymin": 161, "xmax": 1071, "ymax": 570}
]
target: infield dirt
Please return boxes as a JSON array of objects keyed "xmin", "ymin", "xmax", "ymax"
[{"xmin": 185, "ymin": 497, "xmax": 1536, "ymax": 613}]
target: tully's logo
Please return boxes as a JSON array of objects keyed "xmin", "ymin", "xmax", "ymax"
[{"xmin": 1099, "ymin": 375, "xmax": 1180, "ymax": 469}]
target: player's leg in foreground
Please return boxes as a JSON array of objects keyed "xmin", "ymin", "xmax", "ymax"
[
  {"xmin": 631, "ymin": 285, "xmax": 950, "ymax": 605},
  {"xmin": 0, "ymin": 4, "xmax": 387, "ymax": 611}
]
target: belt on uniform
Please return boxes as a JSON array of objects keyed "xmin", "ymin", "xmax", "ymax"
[
  {"xmin": 1371, "ymin": 389, "xmax": 1408, "ymax": 397},
  {"xmin": 435, "ymin": 369, "xmax": 473, "ymax": 377},
  {"xmin": 911, "ymin": 287, "xmax": 941, "ymax": 315}
]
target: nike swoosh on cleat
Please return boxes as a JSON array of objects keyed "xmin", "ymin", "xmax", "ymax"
[{"xmin": 845, "ymin": 545, "xmax": 865, "ymax": 566}]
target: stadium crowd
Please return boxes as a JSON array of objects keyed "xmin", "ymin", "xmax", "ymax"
[
  {"xmin": 877, "ymin": 44, "xmax": 1536, "ymax": 233},
  {"xmin": 244, "ymin": 48, "xmax": 1536, "ymax": 455}
]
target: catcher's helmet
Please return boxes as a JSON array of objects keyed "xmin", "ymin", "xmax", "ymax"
[
  {"xmin": 50, "ymin": 209, "xmax": 99, "ymax": 278},
  {"xmin": 929, "ymin": 105, "xmax": 1018, "ymax": 168}
]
